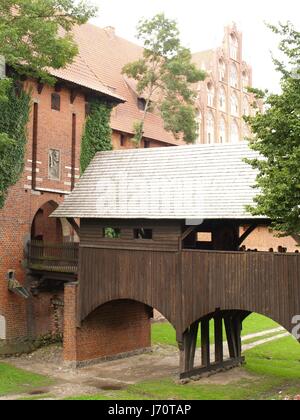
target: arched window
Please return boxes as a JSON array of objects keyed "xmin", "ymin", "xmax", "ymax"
[
  {"xmin": 231, "ymin": 120, "xmax": 239, "ymax": 143},
  {"xmin": 242, "ymin": 71, "xmax": 249, "ymax": 90},
  {"xmin": 219, "ymin": 117, "xmax": 227, "ymax": 144},
  {"xmin": 230, "ymin": 33, "xmax": 239, "ymax": 60},
  {"xmin": 243, "ymin": 96, "xmax": 250, "ymax": 116},
  {"xmin": 230, "ymin": 63, "xmax": 238, "ymax": 88},
  {"xmin": 242, "ymin": 121, "xmax": 251, "ymax": 139},
  {"xmin": 219, "ymin": 86, "xmax": 226, "ymax": 112},
  {"xmin": 207, "ymin": 83, "xmax": 215, "ymax": 107},
  {"xmin": 195, "ymin": 110, "xmax": 202, "ymax": 143},
  {"xmin": 219, "ymin": 59, "xmax": 226, "ymax": 82},
  {"xmin": 206, "ymin": 111, "xmax": 215, "ymax": 144},
  {"xmin": 231, "ymin": 93, "xmax": 239, "ymax": 116},
  {"xmin": 242, "ymin": 71, "xmax": 249, "ymax": 92}
]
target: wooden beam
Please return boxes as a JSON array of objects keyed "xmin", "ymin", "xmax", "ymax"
[
  {"xmin": 181, "ymin": 322, "xmax": 199, "ymax": 373},
  {"xmin": 188, "ymin": 322, "xmax": 199, "ymax": 371},
  {"xmin": 181, "ymin": 226, "xmax": 196, "ymax": 242},
  {"xmin": 232, "ymin": 314, "xmax": 242, "ymax": 358},
  {"xmin": 201, "ymin": 318, "xmax": 210, "ymax": 367},
  {"xmin": 238, "ymin": 224, "xmax": 258, "ymax": 247},
  {"xmin": 180, "ymin": 357, "xmax": 245, "ymax": 380},
  {"xmin": 178, "ymin": 341, "xmax": 185, "ymax": 375},
  {"xmin": 224, "ymin": 316, "xmax": 238, "ymax": 359},
  {"xmin": 66, "ymin": 218, "xmax": 80, "ymax": 237},
  {"xmin": 214, "ymin": 313, "xmax": 223, "ymax": 363}
]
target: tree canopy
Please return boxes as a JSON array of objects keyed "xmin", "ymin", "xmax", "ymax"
[
  {"xmin": 246, "ymin": 22, "xmax": 300, "ymax": 238},
  {"xmin": 122, "ymin": 13, "xmax": 206, "ymax": 145},
  {"xmin": 0, "ymin": 0, "xmax": 96, "ymax": 82}
]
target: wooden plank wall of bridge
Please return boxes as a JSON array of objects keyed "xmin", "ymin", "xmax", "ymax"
[
  {"xmin": 181, "ymin": 250, "xmax": 300, "ymax": 335},
  {"xmin": 78, "ymin": 247, "xmax": 300, "ymax": 338}
]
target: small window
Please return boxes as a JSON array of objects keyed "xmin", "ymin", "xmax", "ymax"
[
  {"xmin": 103, "ymin": 228, "xmax": 121, "ymax": 238},
  {"xmin": 137, "ymin": 98, "xmax": 146, "ymax": 111},
  {"xmin": 51, "ymin": 93, "xmax": 61, "ymax": 111},
  {"xmin": 144, "ymin": 140, "xmax": 150, "ymax": 148},
  {"xmin": 120, "ymin": 134, "xmax": 126, "ymax": 147},
  {"xmin": 134, "ymin": 228, "xmax": 153, "ymax": 240},
  {"xmin": 197, "ymin": 232, "xmax": 212, "ymax": 242}
]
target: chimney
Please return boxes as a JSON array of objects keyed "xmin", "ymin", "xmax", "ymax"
[{"xmin": 104, "ymin": 26, "xmax": 116, "ymax": 39}]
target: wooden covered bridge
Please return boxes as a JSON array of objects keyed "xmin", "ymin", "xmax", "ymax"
[{"xmin": 51, "ymin": 143, "xmax": 300, "ymax": 378}]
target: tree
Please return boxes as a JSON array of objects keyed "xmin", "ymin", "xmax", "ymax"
[
  {"xmin": 122, "ymin": 13, "xmax": 206, "ymax": 145},
  {"xmin": 246, "ymin": 22, "xmax": 300, "ymax": 238},
  {"xmin": 0, "ymin": 0, "xmax": 96, "ymax": 82}
]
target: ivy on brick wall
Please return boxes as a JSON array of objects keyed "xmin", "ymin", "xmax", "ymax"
[
  {"xmin": 0, "ymin": 79, "xmax": 30, "ymax": 208},
  {"xmin": 80, "ymin": 100, "xmax": 113, "ymax": 174}
]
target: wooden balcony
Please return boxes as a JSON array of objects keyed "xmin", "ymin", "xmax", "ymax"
[{"xmin": 27, "ymin": 241, "xmax": 79, "ymax": 274}]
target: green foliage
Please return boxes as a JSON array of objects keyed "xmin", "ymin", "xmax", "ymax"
[
  {"xmin": 122, "ymin": 13, "xmax": 205, "ymax": 145},
  {"xmin": 0, "ymin": 363, "xmax": 51, "ymax": 396},
  {"xmin": 103, "ymin": 228, "xmax": 121, "ymax": 239},
  {"xmin": 0, "ymin": 79, "xmax": 30, "ymax": 207},
  {"xmin": 0, "ymin": 0, "xmax": 96, "ymax": 83},
  {"xmin": 80, "ymin": 100, "xmax": 113, "ymax": 173},
  {"xmin": 151, "ymin": 314, "xmax": 279, "ymax": 347},
  {"xmin": 246, "ymin": 22, "xmax": 300, "ymax": 237}
]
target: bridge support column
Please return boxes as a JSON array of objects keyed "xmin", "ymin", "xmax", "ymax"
[
  {"xmin": 179, "ymin": 321, "xmax": 199, "ymax": 374},
  {"xmin": 178, "ymin": 311, "xmax": 246, "ymax": 380}
]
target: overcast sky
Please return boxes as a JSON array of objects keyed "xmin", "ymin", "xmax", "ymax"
[{"xmin": 90, "ymin": 0, "xmax": 300, "ymax": 93}]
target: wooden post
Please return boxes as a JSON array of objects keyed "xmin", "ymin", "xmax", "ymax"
[
  {"xmin": 214, "ymin": 313, "xmax": 223, "ymax": 363},
  {"xmin": 188, "ymin": 322, "xmax": 199, "ymax": 371},
  {"xmin": 201, "ymin": 318, "xmax": 210, "ymax": 367},
  {"xmin": 224, "ymin": 315, "xmax": 238, "ymax": 359},
  {"xmin": 178, "ymin": 340, "xmax": 186, "ymax": 375},
  {"xmin": 181, "ymin": 322, "xmax": 199, "ymax": 372},
  {"xmin": 234, "ymin": 316, "xmax": 242, "ymax": 358}
]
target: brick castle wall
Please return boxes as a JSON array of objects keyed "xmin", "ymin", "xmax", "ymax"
[{"xmin": 0, "ymin": 79, "xmax": 86, "ymax": 342}]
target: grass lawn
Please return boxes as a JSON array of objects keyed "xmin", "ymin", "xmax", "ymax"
[
  {"xmin": 152, "ymin": 313, "xmax": 279, "ymax": 347},
  {"xmin": 1, "ymin": 314, "xmax": 298, "ymax": 400},
  {"xmin": 0, "ymin": 363, "xmax": 51, "ymax": 397},
  {"xmin": 68, "ymin": 336, "xmax": 300, "ymax": 400}
]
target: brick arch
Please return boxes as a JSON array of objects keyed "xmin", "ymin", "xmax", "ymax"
[
  {"xmin": 64, "ymin": 294, "xmax": 161, "ymax": 365},
  {"xmin": 31, "ymin": 200, "xmax": 63, "ymax": 243},
  {"xmin": 80, "ymin": 296, "xmax": 177, "ymax": 332}
]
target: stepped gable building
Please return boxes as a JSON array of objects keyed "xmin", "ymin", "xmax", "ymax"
[
  {"xmin": 192, "ymin": 23, "xmax": 297, "ymax": 252},
  {"xmin": 193, "ymin": 23, "xmax": 254, "ymax": 145}
]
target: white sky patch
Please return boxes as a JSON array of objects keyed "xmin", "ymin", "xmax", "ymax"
[{"xmin": 91, "ymin": 0, "xmax": 300, "ymax": 93}]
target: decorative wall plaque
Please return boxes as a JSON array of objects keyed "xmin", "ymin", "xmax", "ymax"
[{"xmin": 48, "ymin": 149, "xmax": 61, "ymax": 180}]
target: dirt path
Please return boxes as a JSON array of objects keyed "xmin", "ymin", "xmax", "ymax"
[{"xmin": 0, "ymin": 329, "xmax": 289, "ymax": 400}]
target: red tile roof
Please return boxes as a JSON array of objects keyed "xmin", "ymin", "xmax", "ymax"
[{"xmin": 52, "ymin": 24, "xmax": 182, "ymax": 146}]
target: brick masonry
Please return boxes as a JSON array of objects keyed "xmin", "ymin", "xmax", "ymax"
[{"xmin": 63, "ymin": 283, "xmax": 151, "ymax": 364}]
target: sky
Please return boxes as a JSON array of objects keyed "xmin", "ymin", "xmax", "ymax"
[{"xmin": 90, "ymin": 0, "xmax": 300, "ymax": 93}]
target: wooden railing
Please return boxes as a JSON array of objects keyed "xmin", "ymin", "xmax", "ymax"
[{"xmin": 27, "ymin": 241, "xmax": 79, "ymax": 273}]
